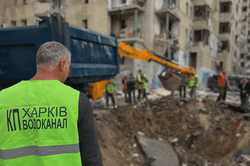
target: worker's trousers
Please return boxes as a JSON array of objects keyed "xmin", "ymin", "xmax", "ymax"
[
  {"xmin": 179, "ymin": 85, "xmax": 186, "ymax": 99},
  {"xmin": 105, "ymin": 92, "xmax": 116, "ymax": 108}
]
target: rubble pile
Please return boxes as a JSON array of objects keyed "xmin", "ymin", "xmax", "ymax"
[{"xmin": 96, "ymin": 97, "xmax": 250, "ymax": 166}]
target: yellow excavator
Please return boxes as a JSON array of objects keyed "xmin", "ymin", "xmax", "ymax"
[{"xmin": 89, "ymin": 42, "xmax": 196, "ymax": 100}]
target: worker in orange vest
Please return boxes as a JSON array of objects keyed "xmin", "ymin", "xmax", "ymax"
[{"xmin": 216, "ymin": 71, "xmax": 228, "ymax": 102}]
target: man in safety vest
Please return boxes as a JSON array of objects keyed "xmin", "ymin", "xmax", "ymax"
[
  {"xmin": 136, "ymin": 69, "xmax": 148, "ymax": 100},
  {"xmin": 105, "ymin": 80, "xmax": 117, "ymax": 109},
  {"xmin": 216, "ymin": 71, "xmax": 228, "ymax": 102},
  {"xmin": 188, "ymin": 74, "xmax": 198, "ymax": 99},
  {"xmin": 0, "ymin": 42, "xmax": 102, "ymax": 166}
]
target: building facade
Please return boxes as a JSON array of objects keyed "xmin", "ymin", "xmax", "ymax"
[
  {"xmin": 0, "ymin": 0, "xmax": 110, "ymax": 34},
  {"xmin": 232, "ymin": 0, "xmax": 250, "ymax": 75}
]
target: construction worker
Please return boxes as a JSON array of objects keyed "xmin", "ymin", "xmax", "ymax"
[
  {"xmin": 142, "ymin": 76, "xmax": 149, "ymax": 99},
  {"xmin": 239, "ymin": 78, "xmax": 250, "ymax": 110},
  {"xmin": 105, "ymin": 80, "xmax": 117, "ymax": 108},
  {"xmin": 188, "ymin": 74, "xmax": 198, "ymax": 99},
  {"xmin": 217, "ymin": 71, "xmax": 228, "ymax": 102},
  {"xmin": 122, "ymin": 75, "xmax": 129, "ymax": 102},
  {"xmin": 136, "ymin": 69, "xmax": 148, "ymax": 100},
  {"xmin": 179, "ymin": 74, "xmax": 188, "ymax": 101},
  {"xmin": 127, "ymin": 73, "xmax": 136, "ymax": 104},
  {"xmin": 0, "ymin": 42, "xmax": 102, "ymax": 166}
]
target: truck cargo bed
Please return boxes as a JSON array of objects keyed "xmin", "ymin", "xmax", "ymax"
[{"xmin": 0, "ymin": 15, "xmax": 119, "ymax": 90}]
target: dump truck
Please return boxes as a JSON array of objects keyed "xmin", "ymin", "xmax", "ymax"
[{"xmin": 0, "ymin": 15, "xmax": 119, "ymax": 98}]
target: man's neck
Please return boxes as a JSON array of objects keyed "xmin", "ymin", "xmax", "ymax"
[{"xmin": 32, "ymin": 70, "xmax": 60, "ymax": 81}]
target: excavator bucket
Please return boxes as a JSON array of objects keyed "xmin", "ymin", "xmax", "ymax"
[{"xmin": 158, "ymin": 70, "xmax": 182, "ymax": 91}]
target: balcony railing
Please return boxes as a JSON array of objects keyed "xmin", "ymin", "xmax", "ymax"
[{"xmin": 108, "ymin": 0, "xmax": 145, "ymax": 12}]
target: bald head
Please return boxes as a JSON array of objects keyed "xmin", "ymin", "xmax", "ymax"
[{"xmin": 33, "ymin": 41, "xmax": 71, "ymax": 82}]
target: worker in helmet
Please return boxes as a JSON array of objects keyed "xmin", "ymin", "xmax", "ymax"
[
  {"xmin": 217, "ymin": 71, "xmax": 228, "ymax": 103},
  {"xmin": 136, "ymin": 69, "xmax": 148, "ymax": 100},
  {"xmin": 188, "ymin": 74, "xmax": 198, "ymax": 99},
  {"xmin": 0, "ymin": 42, "xmax": 102, "ymax": 166},
  {"xmin": 105, "ymin": 80, "xmax": 117, "ymax": 109}
]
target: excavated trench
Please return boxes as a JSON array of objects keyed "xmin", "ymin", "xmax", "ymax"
[{"xmin": 95, "ymin": 97, "xmax": 250, "ymax": 166}]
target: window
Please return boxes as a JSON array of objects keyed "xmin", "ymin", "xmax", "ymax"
[
  {"xmin": 121, "ymin": 0, "xmax": 126, "ymax": 4},
  {"xmin": 193, "ymin": 5, "xmax": 210, "ymax": 19},
  {"xmin": 120, "ymin": 19, "xmax": 126, "ymax": 29},
  {"xmin": 220, "ymin": 40, "xmax": 230, "ymax": 51},
  {"xmin": 241, "ymin": 53, "xmax": 245, "ymax": 59},
  {"xmin": 23, "ymin": 0, "xmax": 27, "ymax": 5},
  {"xmin": 220, "ymin": 2, "xmax": 231, "ymax": 13},
  {"xmin": 21, "ymin": 19, "xmax": 27, "ymax": 26},
  {"xmin": 247, "ymin": 56, "xmax": 250, "ymax": 60},
  {"xmin": 242, "ymin": 6, "xmax": 247, "ymax": 12},
  {"xmin": 186, "ymin": 2, "xmax": 189, "ymax": 15},
  {"xmin": 82, "ymin": 19, "xmax": 88, "ymax": 29},
  {"xmin": 241, "ymin": 62, "xmax": 245, "ymax": 67},
  {"xmin": 193, "ymin": 30, "xmax": 209, "ymax": 44},
  {"xmin": 219, "ymin": 22, "xmax": 231, "ymax": 34},
  {"xmin": 84, "ymin": 0, "xmax": 89, "ymax": 4},
  {"xmin": 10, "ymin": 20, "xmax": 16, "ymax": 27}
]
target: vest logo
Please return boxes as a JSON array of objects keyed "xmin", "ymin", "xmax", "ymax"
[{"xmin": 6, "ymin": 106, "xmax": 68, "ymax": 132}]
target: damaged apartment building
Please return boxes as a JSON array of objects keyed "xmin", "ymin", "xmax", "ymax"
[
  {"xmin": 108, "ymin": 0, "xmax": 224, "ymax": 87},
  {"xmin": 232, "ymin": 0, "xmax": 250, "ymax": 75}
]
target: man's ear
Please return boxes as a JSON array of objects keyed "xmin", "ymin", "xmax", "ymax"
[{"xmin": 58, "ymin": 58, "xmax": 67, "ymax": 72}]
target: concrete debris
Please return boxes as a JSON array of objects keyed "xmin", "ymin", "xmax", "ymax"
[
  {"xmin": 96, "ymin": 96, "xmax": 250, "ymax": 166},
  {"xmin": 136, "ymin": 135, "xmax": 180, "ymax": 166}
]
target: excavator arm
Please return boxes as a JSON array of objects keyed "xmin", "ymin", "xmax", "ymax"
[{"xmin": 119, "ymin": 42, "xmax": 195, "ymax": 75}]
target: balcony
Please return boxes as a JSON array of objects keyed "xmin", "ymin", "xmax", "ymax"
[
  {"xmin": 155, "ymin": 0, "xmax": 181, "ymax": 19},
  {"xmin": 191, "ymin": 0, "xmax": 212, "ymax": 9},
  {"xmin": 153, "ymin": 34, "xmax": 179, "ymax": 55},
  {"xmin": 115, "ymin": 29, "xmax": 143, "ymax": 43},
  {"xmin": 193, "ymin": 19, "xmax": 209, "ymax": 30},
  {"xmin": 108, "ymin": 0, "xmax": 145, "ymax": 15}
]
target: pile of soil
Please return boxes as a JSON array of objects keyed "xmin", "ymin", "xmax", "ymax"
[{"xmin": 95, "ymin": 97, "xmax": 250, "ymax": 166}]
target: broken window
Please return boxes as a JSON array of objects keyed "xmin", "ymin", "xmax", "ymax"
[
  {"xmin": 193, "ymin": 30, "xmax": 209, "ymax": 44},
  {"xmin": 219, "ymin": 22, "xmax": 231, "ymax": 34},
  {"xmin": 82, "ymin": 19, "xmax": 88, "ymax": 29},
  {"xmin": 220, "ymin": 2, "xmax": 231, "ymax": 13},
  {"xmin": 10, "ymin": 20, "xmax": 16, "ymax": 27},
  {"xmin": 242, "ymin": 6, "xmax": 247, "ymax": 12},
  {"xmin": 120, "ymin": 19, "xmax": 126, "ymax": 29},
  {"xmin": 241, "ymin": 62, "xmax": 245, "ymax": 67},
  {"xmin": 220, "ymin": 40, "xmax": 230, "ymax": 51},
  {"xmin": 193, "ymin": 5, "xmax": 210, "ymax": 19},
  {"xmin": 241, "ymin": 53, "xmax": 245, "ymax": 59},
  {"xmin": 167, "ymin": 0, "xmax": 177, "ymax": 8},
  {"xmin": 21, "ymin": 19, "xmax": 27, "ymax": 26},
  {"xmin": 189, "ymin": 52, "xmax": 197, "ymax": 69}
]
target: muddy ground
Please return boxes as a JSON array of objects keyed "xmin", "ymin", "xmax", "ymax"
[{"xmin": 95, "ymin": 97, "xmax": 250, "ymax": 166}]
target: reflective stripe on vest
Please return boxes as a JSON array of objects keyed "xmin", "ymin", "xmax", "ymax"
[
  {"xmin": 0, "ymin": 144, "xmax": 79, "ymax": 159},
  {"xmin": 0, "ymin": 80, "xmax": 82, "ymax": 166}
]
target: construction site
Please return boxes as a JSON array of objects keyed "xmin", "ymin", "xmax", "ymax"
[{"xmin": 1, "ymin": 0, "xmax": 250, "ymax": 166}]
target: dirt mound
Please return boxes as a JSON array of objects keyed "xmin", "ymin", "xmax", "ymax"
[{"xmin": 96, "ymin": 97, "xmax": 250, "ymax": 166}]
